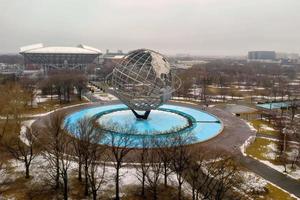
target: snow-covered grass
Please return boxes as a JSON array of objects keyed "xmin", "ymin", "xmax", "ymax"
[
  {"xmin": 92, "ymin": 92, "xmax": 118, "ymax": 101},
  {"xmin": 240, "ymin": 171, "xmax": 267, "ymax": 194},
  {"xmin": 209, "ymin": 85, "xmax": 230, "ymax": 89},
  {"xmin": 245, "ymin": 137, "xmax": 300, "ymax": 180},
  {"xmin": 239, "ymin": 89, "xmax": 254, "ymax": 92},
  {"xmin": 264, "ymin": 143, "xmax": 278, "ymax": 160},
  {"xmin": 22, "ymin": 101, "xmax": 92, "ymax": 118},
  {"xmin": 3, "ymin": 152, "xmax": 298, "ymax": 199},
  {"xmin": 261, "ymin": 124, "xmax": 275, "ymax": 131},
  {"xmin": 250, "ymin": 119, "xmax": 278, "ymax": 136},
  {"xmin": 19, "ymin": 119, "xmax": 36, "ymax": 145},
  {"xmin": 2, "ymin": 156, "xmax": 193, "ymax": 199},
  {"xmin": 240, "ymin": 136, "xmax": 256, "ymax": 156},
  {"xmin": 170, "ymin": 99, "xmax": 199, "ymax": 105},
  {"xmin": 35, "ymin": 96, "xmax": 57, "ymax": 103},
  {"xmin": 245, "ymin": 121, "xmax": 257, "ymax": 132}
]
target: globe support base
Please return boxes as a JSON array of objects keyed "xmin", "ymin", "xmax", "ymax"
[{"xmin": 131, "ymin": 109, "xmax": 151, "ymax": 120}]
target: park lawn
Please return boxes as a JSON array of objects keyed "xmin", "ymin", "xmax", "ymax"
[
  {"xmin": 250, "ymin": 119, "xmax": 279, "ymax": 136},
  {"xmin": 0, "ymin": 175, "xmax": 33, "ymax": 200},
  {"xmin": 259, "ymin": 183, "xmax": 297, "ymax": 200},
  {"xmin": 245, "ymin": 138, "xmax": 281, "ymax": 165},
  {"xmin": 22, "ymin": 97, "xmax": 88, "ymax": 115},
  {"xmin": 207, "ymin": 87, "xmax": 221, "ymax": 95},
  {"xmin": 122, "ymin": 184, "xmax": 190, "ymax": 200},
  {"xmin": 0, "ymin": 119, "xmax": 20, "ymax": 138}
]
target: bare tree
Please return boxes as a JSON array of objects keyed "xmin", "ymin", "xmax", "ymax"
[
  {"xmin": 208, "ymin": 156, "xmax": 241, "ymax": 200},
  {"xmin": 87, "ymin": 144, "xmax": 107, "ymax": 200},
  {"xmin": 42, "ymin": 113, "xmax": 73, "ymax": 200},
  {"xmin": 145, "ymin": 148, "xmax": 162, "ymax": 200},
  {"xmin": 186, "ymin": 152, "xmax": 242, "ymax": 200},
  {"xmin": 71, "ymin": 116, "xmax": 106, "ymax": 197},
  {"xmin": 0, "ymin": 82, "xmax": 28, "ymax": 138},
  {"xmin": 41, "ymin": 111, "xmax": 66, "ymax": 189},
  {"xmin": 171, "ymin": 135, "xmax": 192, "ymax": 200},
  {"xmin": 20, "ymin": 77, "xmax": 37, "ymax": 108},
  {"xmin": 58, "ymin": 137, "xmax": 72, "ymax": 200},
  {"xmin": 71, "ymin": 116, "xmax": 99, "ymax": 196},
  {"xmin": 185, "ymin": 149, "xmax": 207, "ymax": 200},
  {"xmin": 135, "ymin": 137, "xmax": 151, "ymax": 198},
  {"xmin": 292, "ymin": 137, "xmax": 300, "ymax": 169},
  {"xmin": 3, "ymin": 126, "xmax": 38, "ymax": 178},
  {"xmin": 41, "ymin": 69, "xmax": 88, "ymax": 103},
  {"xmin": 155, "ymin": 137, "xmax": 173, "ymax": 188},
  {"xmin": 108, "ymin": 125, "xmax": 134, "ymax": 200}
]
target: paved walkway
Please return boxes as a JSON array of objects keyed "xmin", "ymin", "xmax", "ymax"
[{"xmin": 240, "ymin": 156, "xmax": 300, "ymax": 198}]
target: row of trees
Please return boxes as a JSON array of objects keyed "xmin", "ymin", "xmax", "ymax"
[
  {"xmin": 271, "ymin": 105, "xmax": 300, "ymax": 172},
  {"xmin": 175, "ymin": 60, "xmax": 300, "ymax": 103},
  {"xmin": 39, "ymin": 69, "xmax": 87, "ymax": 103},
  {"xmin": 1, "ymin": 111, "xmax": 243, "ymax": 200},
  {"xmin": 0, "ymin": 82, "xmax": 31, "ymax": 139}
]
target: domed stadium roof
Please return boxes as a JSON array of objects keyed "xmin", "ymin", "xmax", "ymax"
[
  {"xmin": 20, "ymin": 44, "xmax": 101, "ymax": 54},
  {"xmin": 20, "ymin": 44, "xmax": 102, "ymax": 65}
]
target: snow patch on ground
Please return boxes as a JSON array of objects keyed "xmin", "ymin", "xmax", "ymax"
[
  {"xmin": 19, "ymin": 119, "xmax": 36, "ymax": 145},
  {"xmin": 239, "ymin": 89, "xmax": 254, "ymax": 92},
  {"xmin": 245, "ymin": 122, "xmax": 257, "ymax": 132},
  {"xmin": 92, "ymin": 93, "xmax": 118, "ymax": 101},
  {"xmin": 245, "ymin": 137, "xmax": 300, "ymax": 180},
  {"xmin": 240, "ymin": 136, "xmax": 255, "ymax": 156},
  {"xmin": 261, "ymin": 124, "xmax": 275, "ymax": 131},
  {"xmin": 5, "ymin": 156, "xmax": 193, "ymax": 198},
  {"xmin": 263, "ymin": 143, "xmax": 278, "ymax": 160},
  {"xmin": 240, "ymin": 171, "xmax": 267, "ymax": 194},
  {"xmin": 23, "ymin": 102, "xmax": 92, "ymax": 118}
]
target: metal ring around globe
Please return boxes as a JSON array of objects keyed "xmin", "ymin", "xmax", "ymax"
[
  {"xmin": 105, "ymin": 72, "xmax": 181, "ymax": 106},
  {"xmin": 105, "ymin": 49, "xmax": 181, "ymax": 111}
]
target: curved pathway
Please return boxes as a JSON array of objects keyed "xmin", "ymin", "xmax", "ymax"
[
  {"xmin": 171, "ymin": 102, "xmax": 300, "ymax": 198},
  {"xmin": 240, "ymin": 156, "xmax": 300, "ymax": 197}
]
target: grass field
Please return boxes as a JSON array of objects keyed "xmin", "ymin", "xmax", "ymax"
[
  {"xmin": 246, "ymin": 137, "xmax": 281, "ymax": 165},
  {"xmin": 22, "ymin": 97, "xmax": 88, "ymax": 115},
  {"xmin": 259, "ymin": 183, "xmax": 297, "ymax": 200},
  {"xmin": 250, "ymin": 119, "xmax": 279, "ymax": 136}
]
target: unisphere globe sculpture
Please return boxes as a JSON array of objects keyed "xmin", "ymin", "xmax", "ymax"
[{"xmin": 106, "ymin": 49, "xmax": 180, "ymax": 119}]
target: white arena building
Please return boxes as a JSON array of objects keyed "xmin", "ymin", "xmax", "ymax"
[{"xmin": 20, "ymin": 43, "xmax": 102, "ymax": 73}]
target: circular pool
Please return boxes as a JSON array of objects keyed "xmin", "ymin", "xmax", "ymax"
[
  {"xmin": 97, "ymin": 109, "xmax": 190, "ymax": 134},
  {"xmin": 64, "ymin": 104, "xmax": 223, "ymax": 148}
]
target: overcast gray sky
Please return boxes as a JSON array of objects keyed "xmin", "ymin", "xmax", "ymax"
[{"xmin": 0, "ymin": 0, "xmax": 299, "ymax": 56}]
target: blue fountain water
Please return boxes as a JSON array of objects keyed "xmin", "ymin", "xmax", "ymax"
[
  {"xmin": 64, "ymin": 104, "xmax": 223, "ymax": 148},
  {"xmin": 98, "ymin": 109, "xmax": 188, "ymax": 134}
]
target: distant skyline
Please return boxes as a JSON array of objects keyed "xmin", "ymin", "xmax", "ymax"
[{"xmin": 0, "ymin": 0, "xmax": 300, "ymax": 56}]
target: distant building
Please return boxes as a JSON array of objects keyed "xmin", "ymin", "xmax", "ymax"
[
  {"xmin": 99, "ymin": 49, "xmax": 125, "ymax": 69},
  {"xmin": 248, "ymin": 51, "xmax": 276, "ymax": 62},
  {"xmin": 0, "ymin": 63, "xmax": 23, "ymax": 75},
  {"xmin": 276, "ymin": 52, "xmax": 299, "ymax": 65},
  {"xmin": 103, "ymin": 49, "xmax": 125, "ymax": 59},
  {"xmin": 20, "ymin": 43, "xmax": 102, "ymax": 74},
  {"xmin": 248, "ymin": 51, "xmax": 299, "ymax": 65}
]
